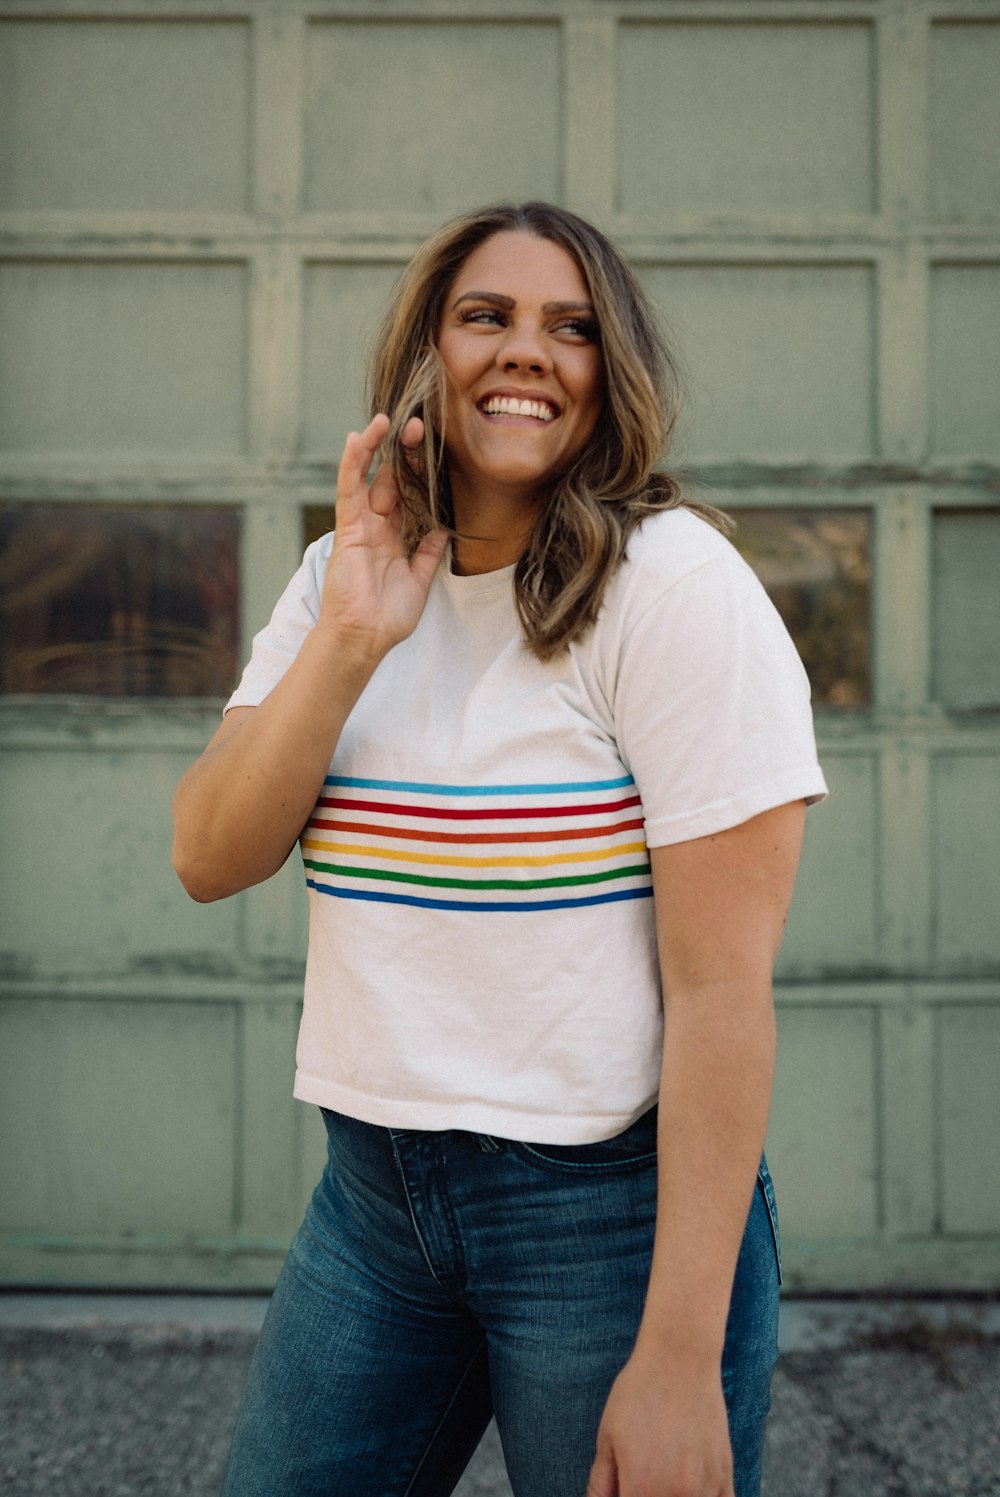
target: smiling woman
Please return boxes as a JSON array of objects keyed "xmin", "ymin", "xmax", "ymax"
[
  {"xmin": 434, "ymin": 232, "xmax": 604, "ymax": 572},
  {"xmin": 173, "ymin": 201, "xmax": 827, "ymax": 1497},
  {"xmin": 365, "ymin": 200, "xmax": 727, "ymax": 656}
]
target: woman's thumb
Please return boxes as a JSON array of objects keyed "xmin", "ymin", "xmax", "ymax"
[{"xmin": 585, "ymin": 1445, "xmax": 618, "ymax": 1497}]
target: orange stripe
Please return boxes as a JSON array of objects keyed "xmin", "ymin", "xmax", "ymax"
[
  {"xmin": 300, "ymin": 838, "xmax": 649, "ymax": 870},
  {"xmin": 307, "ymin": 816, "xmax": 646, "ymax": 846}
]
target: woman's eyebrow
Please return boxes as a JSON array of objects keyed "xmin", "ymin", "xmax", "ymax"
[
  {"xmin": 450, "ymin": 292, "xmax": 595, "ymax": 315},
  {"xmin": 452, "ymin": 291, "xmax": 514, "ymax": 310}
]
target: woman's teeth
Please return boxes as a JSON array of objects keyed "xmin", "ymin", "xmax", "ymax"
[{"xmin": 480, "ymin": 396, "xmax": 556, "ymax": 422}]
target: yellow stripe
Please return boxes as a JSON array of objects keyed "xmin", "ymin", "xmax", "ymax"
[{"xmin": 299, "ymin": 838, "xmax": 648, "ymax": 870}]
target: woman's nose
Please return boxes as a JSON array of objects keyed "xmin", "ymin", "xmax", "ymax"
[{"xmin": 496, "ymin": 322, "xmax": 552, "ymax": 375}]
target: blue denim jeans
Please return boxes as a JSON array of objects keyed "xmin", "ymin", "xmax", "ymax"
[{"xmin": 221, "ymin": 1106, "xmax": 781, "ymax": 1497}]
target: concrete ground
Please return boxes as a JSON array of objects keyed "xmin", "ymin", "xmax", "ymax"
[{"xmin": 1, "ymin": 1294, "xmax": 999, "ymax": 1496}]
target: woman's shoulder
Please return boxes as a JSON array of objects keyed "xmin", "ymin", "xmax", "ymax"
[
  {"xmin": 619, "ymin": 505, "xmax": 748, "ymax": 595},
  {"xmin": 284, "ymin": 529, "xmax": 334, "ymax": 602},
  {"xmin": 590, "ymin": 505, "xmax": 779, "ymax": 652}
]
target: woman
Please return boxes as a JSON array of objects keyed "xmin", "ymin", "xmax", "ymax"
[{"xmin": 173, "ymin": 201, "xmax": 827, "ymax": 1497}]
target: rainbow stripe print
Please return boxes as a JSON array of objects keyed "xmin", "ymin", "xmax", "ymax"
[{"xmin": 300, "ymin": 773, "xmax": 653, "ymax": 913}]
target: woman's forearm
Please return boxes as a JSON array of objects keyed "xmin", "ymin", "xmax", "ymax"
[
  {"xmin": 587, "ymin": 975, "xmax": 778, "ymax": 1497},
  {"xmin": 172, "ymin": 629, "xmax": 379, "ymax": 902},
  {"xmin": 631, "ymin": 805, "xmax": 801, "ymax": 1369},
  {"xmin": 637, "ymin": 977, "xmax": 776, "ymax": 1366}
]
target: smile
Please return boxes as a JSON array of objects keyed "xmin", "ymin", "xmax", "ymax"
[{"xmin": 478, "ymin": 395, "xmax": 557, "ymax": 422}]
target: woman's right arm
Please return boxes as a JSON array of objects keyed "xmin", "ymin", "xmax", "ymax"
[
  {"xmin": 172, "ymin": 414, "xmax": 447, "ymax": 903},
  {"xmin": 171, "ymin": 635, "xmax": 380, "ymax": 903}
]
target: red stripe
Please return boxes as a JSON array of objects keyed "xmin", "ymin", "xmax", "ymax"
[
  {"xmin": 315, "ymin": 795, "xmax": 643, "ymax": 822},
  {"xmin": 308, "ymin": 816, "xmax": 647, "ymax": 845}
]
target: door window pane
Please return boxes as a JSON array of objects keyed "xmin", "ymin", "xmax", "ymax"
[
  {"xmin": 303, "ymin": 506, "xmax": 332, "ymax": 554},
  {"xmin": 932, "ymin": 509, "xmax": 1000, "ymax": 711},
  {"xmin": 732, "ymin": 508, "xmax": 871, "ymax": 708},
  {"xmin": 0, "ymin": 503, "xmax": 239, "ymax": 696}
]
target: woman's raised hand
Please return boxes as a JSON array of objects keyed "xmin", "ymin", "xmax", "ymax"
[
  {"xmin": 173, "ymin": 412, "xmax": 444, "ymax": 902},
  {"xmin": 320, "ymin": 413, "xmax": 448, "ymax": 665}
]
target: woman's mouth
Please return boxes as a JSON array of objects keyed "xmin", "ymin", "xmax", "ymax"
[{"xmin": 478, "ymin": 395, "xmax": 558, "ymax": 423}]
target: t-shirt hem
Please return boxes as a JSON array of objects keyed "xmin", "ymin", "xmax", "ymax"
[
  {"xmin": 224, "ymin": 687, "xmax": 267, "ymax": 714},
  {"xmin": 293, "ymin": 1071, "xmax": 655, "ymax": 1145},
  {"xmin": 643, "ymin": 766, "xmax": 829, "ymax": 848}
]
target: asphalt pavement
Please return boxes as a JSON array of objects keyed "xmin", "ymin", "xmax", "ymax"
[{"xmin": 2, "ymin": 1293, "xmax": 998, "ymax": 1496}]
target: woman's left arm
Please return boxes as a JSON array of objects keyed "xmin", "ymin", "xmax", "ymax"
[{"xmin": 587, "ymin": 799, "xmax": 806, "ymax": 1497}]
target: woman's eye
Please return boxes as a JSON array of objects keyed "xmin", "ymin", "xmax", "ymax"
[
  {"xmin": 557, "ymin": 318, "xmax": 599, "ymax": 342},
  {"xmin": 459, "ymin": 308, "xmax": 506, "ymax": 327},
  {"xmin": 455, "ymin": 309, "xmax": 599, "ymax": 341}
]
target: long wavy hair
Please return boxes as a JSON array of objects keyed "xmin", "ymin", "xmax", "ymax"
[{"xmin": 367, "ymin": 201, "xmax": 730, "ymax": 659}]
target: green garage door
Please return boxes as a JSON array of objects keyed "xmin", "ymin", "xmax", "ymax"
[{"xmin": 1, "ymin": 0, "xmax": 998, "ymax": 1290}]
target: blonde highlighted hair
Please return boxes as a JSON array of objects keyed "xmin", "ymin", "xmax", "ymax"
[{"xmin": 367, "ymin": 201, "xmax": 729, "ymax": 659}]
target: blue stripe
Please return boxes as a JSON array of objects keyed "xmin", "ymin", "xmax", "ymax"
[
  {"xmin": 306, "ymin": 879, "xmax": 653, "ymax": 913},
  {"xmin": 324, "ymin": 773, "xmax": 636, "ymax": 796}
]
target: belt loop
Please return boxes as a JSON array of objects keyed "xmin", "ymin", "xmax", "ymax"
[{"xmin": 476, "ymin": 1133, "xmax": 502, "ymax": 1154}]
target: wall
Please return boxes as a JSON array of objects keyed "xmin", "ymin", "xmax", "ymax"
[{"xmin": 1, "ymin": 0, "xmax": 998, "ymax": 1290}]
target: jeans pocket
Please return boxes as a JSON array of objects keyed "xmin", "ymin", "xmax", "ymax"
[
  {"xmin": 756, "ymin": 1156, "xmax": 783, "ymax": 1286},
  {"xmin": 512, "ymin": 1105, "xmax": 659, "ymax": 1174}
]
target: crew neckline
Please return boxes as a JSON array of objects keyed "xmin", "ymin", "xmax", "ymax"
[{"xmin": 440, "ymin": 544, "xmax": 517, "ymax": 596}]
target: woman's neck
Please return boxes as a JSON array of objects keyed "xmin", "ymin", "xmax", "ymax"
[
  {"xmin": 450, "ymin": 533, "xmax": 524, "ymax": 576},
  {"xmin": 449, "ymin": 482, "xmax": 543, "ymax": 576}
]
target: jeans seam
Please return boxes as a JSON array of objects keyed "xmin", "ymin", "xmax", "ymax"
[
  {"xmin": 515, "ymin": 1141, "xmax": 657, "ymax": 1173},
  {"xmin": 756, "ymin": 1167, "xmax": 783, "ymax": 1287},
  {"xmin": 389, "ymin": 1135, "xmax": 468, "ymax": 1302},
  {"xmin": 400, "ymin": 1336, "xmax": 489, "ymax": 1497}
]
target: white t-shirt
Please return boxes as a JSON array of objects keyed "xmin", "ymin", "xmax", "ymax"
[{"xmin": 227, "ymin": 508, "xmax": 827, "ymax": 1143}]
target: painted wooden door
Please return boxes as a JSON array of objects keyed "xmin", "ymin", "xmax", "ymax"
[{"xmin": 1, "ymin": 1, "xmax": 998, "ymax": 1290}]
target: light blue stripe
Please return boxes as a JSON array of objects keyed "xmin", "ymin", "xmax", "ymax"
[
  {"xmin": 306, "ymin": 878, "xmax": 652, "ymax": 913},
  {"xmin": 324, "ymin": 774, "xmax": 636, "ymax": 797}
]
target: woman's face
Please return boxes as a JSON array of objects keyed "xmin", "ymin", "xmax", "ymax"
[{"xmin": 436, "ymin": 231, "xmax": 604, "ymax": 513}]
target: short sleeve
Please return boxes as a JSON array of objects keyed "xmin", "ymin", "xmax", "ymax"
[
  {"xmin": 613, "ymin": 552, "xmax": 828, "ymax": 847},
  {"xmin": 224, "ymin": 534, "xmax": 330, "ymax": 713}
]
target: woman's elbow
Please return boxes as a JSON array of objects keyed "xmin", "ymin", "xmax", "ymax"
[
  {"xmin": 171, "ymin": 804, "xmax": 236, "ymax": 902},
  {"xmin": 171, "ymin": 819, "xmax": 291, "ymax": 902},
  {"xmin": 172, "ymin": 839, "xmax": 231, "ymax": 903}
]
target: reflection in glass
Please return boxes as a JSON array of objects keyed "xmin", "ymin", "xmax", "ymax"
[
  {"xmin": 732, "ymin": 508, "xmax": 871, "ymax": 708},
  {"xmin": 303, "ymin": 506, "xmax": 333, "ymax": 554},
  {"xmin": 0, "ymin": 503, "xmax": 239, "ymax": 696}
]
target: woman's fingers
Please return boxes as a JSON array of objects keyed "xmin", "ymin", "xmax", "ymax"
[
  {"xmin": 335, "ymin": 415, "xmax": 391, "ymax": 510},
  {"xmin": 322, "ymin": 412, "xmax": 442, "ymax": 649},
  {"xmin": 398, "ymin": 415, "xmax": 426, "ymax": 476},
  {"xmin": 335, "ymin": 411, "xmax": 426, "ymax": 528},
  {"xmin": 368, "ymin": 413, "xmax": 422, "ymax": 517},
  {"xmin": 359, "ymin": 411, "xmax": 392, "ymax": 453},
  {"xmin": 333, "ymin": 434, "xmax": 367, "ymax": 523},
  {"xmin": 400, "ymin": 415, "xmax": 424, "ymax": 448},
  {"xmin": 409, "ymin": 526, "xmax": 449, "ymax": 589}
]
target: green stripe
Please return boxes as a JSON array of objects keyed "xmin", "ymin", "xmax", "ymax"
[{"xmin": 302, "ymin": 859, "xmax": 651, "ymax": 893}]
